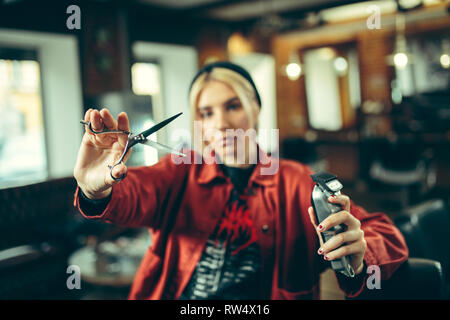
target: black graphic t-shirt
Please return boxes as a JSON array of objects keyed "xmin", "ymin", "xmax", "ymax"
[{"xmin": 180, "ymin": 164, "xmax": 263, "ymax": 300}]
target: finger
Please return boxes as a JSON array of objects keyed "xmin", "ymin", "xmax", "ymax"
[
  {"xmin": 84, "ymin": 108, "xmax": 92, "ymax": 122},
  {"xmin": 117, "ymin": 112, "xmax": 130, "ymax": 132},
  {"xmin": 328, "ymin": 194, "xmax": 350, "ymax": 212},
  {"xmin": 308, "ymin": 207, "xmax": 324, "ymax": 247},
  {"xmin": 319, "ymin": 229, "xmax": 364, "ymax": 255},
  {"xmin": 323, "ymin": 240, "xmax": 366, "ymax": 261},
  {"xmin": 90, "ymin": 109, "xmax": 104, "ymax": 131},
  {"xmin": 318, "ymin": 210, "xmax": 360, "ymax": 232},
  {"xmin": 100, "ymin": 108, "xmax": 118, "ymax": 130},
  {"xmin": 117, "ymin": 112, "xmax": 131, "ymax": 147},
  {"xmin": 308, "ymin": 206, "xmax": 318, "ymax": 228},
  {"xmin": 83, "ymin": 108, "xmax": 93, "ymax": 134},
  {"xmin": 105, "ymin": 163, "xmax": 128, "ymax": 185}
]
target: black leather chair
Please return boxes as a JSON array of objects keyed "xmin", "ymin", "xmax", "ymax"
[
  {"xmin": 0, "ymin": 178, "xmax": 79, "ymax": 299},
  {"xmin": 0, "ymin": 177, "xmax": 140, "ymax": 299},
  {"xmin": 349, "ymin": 198, "xmax": 449, "ymax": 300},
  {"xmin": 366, "ymin": 139, "xmax": 435, "ymax": 209},
  {"xmin": 394, "ymin": 199, "xmax": 450, "ymax": 299},
  {"xmin": 350, "ymin": 257, "xmax": 445, "ymax": 300}
]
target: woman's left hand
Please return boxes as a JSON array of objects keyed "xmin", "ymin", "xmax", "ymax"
[{"xmin": 308, "ymin": 194, "xmax": 367, "ymax": 275}]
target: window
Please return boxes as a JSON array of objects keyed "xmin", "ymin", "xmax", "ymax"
[
  {"xmin": 395, "ymin": 35, "xmax": 450, "ymax": 97},
  {"xmin": 131, "ymin": 62, "xmax": 161, "ymax": 96},
  {"xmin": 0, "ymin": 48, "xmax": 47, "ymax": 188},
  {"xmin": 129, "ymin": 62, "xmax": 162, "ymax": 166}
]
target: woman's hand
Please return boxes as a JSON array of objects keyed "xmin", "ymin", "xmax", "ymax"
[
  {"xmin": 308, "ymin": 194, "xmax": 367, "ymax": 275},
  {"xmin": 73, "ymin": 108, "xmax": 131, "ymax": 200}
]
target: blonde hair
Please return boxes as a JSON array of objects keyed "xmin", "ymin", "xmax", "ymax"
[{"xmin": 189, "ymin": 67, "xmax": 260, "ymax": 149}]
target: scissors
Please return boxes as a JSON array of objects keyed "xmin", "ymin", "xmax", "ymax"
[{"xmin": 80, "ymin": 112, "xmax": 186, "ymax": 181}]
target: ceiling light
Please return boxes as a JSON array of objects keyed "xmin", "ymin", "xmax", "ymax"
[
  {"xmin": 440, "ymin": 54, "xmax": 450, "ymax": 69},
  {"xmin": 334, "ymin": 57, "xmax": 348, "ymax": 76},
  {"xmin": 286, "ymin": 62, "xmax": 302, "ymax": 81},
  {"xmin": 440, "ymin": 39, "xmax": 450, "ymax": 69},
  {"xmin": 284, "ymin": 50, "xmax": 303, "ymax": 81},
  {"xmin": 389, "ymin": 14, "xmax": 411, "ymax": 69},
  {"xmin": 393, "ymin": 52, "xmax": 408, "ymax": 69}
]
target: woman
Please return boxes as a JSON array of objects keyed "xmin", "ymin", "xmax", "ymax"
[{"xmin": 73, "ymin": 61, "xmax": 408, "ymax": 300}]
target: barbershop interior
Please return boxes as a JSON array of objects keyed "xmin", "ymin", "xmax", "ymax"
[{"xmin": 0, "ymin": 0, "xmax": 449, "ymax": 300}]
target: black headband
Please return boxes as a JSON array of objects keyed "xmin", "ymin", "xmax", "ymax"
[{"xmin": 189, "ymin": 61, "xmax": 262, "ymax": 108}]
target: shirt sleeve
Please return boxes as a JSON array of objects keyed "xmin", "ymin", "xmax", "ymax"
[
  {"xmin": 78, "ymin": 187, "xmax": 111, "ymax": 216},
  {"xmin": 334, "ymin": 200, "xmax": 409, "ymax": 298},
  {"xmin": 73, "ymin": 152, "xmax": 191, "ymax": 229}
]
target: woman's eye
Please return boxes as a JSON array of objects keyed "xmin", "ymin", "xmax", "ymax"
[
  {"xmin": 228, "ymin": 103, "xmax": 241, "ymax": 111},
  {"xmin": 200, "ymin": 111, "xmax": 212, "ymax": 118}
]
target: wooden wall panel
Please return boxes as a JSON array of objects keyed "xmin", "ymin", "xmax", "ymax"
[
  {"xmin": 357, "ymin": 30, "xmax": 394, "ymax": 109},
  {"xmin": 82, "ymin": 3, "xmax": 128, "ymax": 96}
]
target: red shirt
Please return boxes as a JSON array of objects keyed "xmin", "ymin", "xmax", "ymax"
[{"xmin": 74, "ymin": 149, "xmax": 409, "ymax": 299}]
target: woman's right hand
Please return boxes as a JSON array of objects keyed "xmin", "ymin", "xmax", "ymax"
[{"xmin": 74, "ymin": 108, "xmax": 132, "ymax": 200}]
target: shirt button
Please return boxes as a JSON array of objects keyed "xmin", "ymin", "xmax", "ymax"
[{"xmin": 261, "ymin": 224, "xmax": 269, "ymax": 233}]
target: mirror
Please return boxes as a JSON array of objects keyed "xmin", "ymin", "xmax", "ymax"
[{"xmin": 302, "ymin": 43, "xmax": 361, "ymax": 131}]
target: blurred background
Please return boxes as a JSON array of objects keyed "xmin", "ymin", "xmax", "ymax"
[{"xmin": 0, "ymin": 0, "xmax": 449, "ymax": 300}]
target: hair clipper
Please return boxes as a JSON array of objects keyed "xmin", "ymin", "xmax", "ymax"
[{"xmin": 311, "ymin": 172, "xmax": 355, "ymax": 278}]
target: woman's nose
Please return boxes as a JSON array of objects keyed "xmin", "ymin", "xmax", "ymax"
[{"xmin": 215, "ymin": 110, "xmax": 231, "ymax": 130}]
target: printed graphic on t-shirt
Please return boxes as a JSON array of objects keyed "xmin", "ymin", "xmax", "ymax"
[
  {"xmin": 213, "ymin": 190, "xmax": 259, "ymax": 255},
  {"xmin": 180, "ymin": 189, "xmax": 262, "ymax": 300}
]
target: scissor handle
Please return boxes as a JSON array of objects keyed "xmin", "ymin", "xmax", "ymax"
[
  {"xmin": 107, "ymin": 135, "xmax": 132, "ymax": 182},
  {"xmin": 108, "ymin": 162, "xmax": 127, "ymax": 182},
  {"xmin": 80, "ymin": 120, "xmax": 130, "ymax": 135}
]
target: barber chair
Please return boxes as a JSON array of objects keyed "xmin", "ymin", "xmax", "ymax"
[
  {"xmin": 394, "ymin": 199, "xmax": 450, "ymax": 299},
  {"xmin": 0, "ymin": 177, "xmax": 149, "ymax": 300},
  {"xmin": 391, "ymin": 90, "xmax": 450, "ymax": 134},
  {"xmin": 367, "ymin": 139, "xmax": 435, "ymax": 209},
  {"xmin": 348, "ymin": 198, "xmax": 449, "ymax": 300},
  {"xmin": 0, "ymin": 178, "xmax": 80, "ymax": 299},
  {"xmin": 348, "ymin": 257, "xmax": 445, "ymax": 300}
]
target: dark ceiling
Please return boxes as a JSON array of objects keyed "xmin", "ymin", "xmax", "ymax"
[
  {"xmin": 0, "ymin": 0, "xmax": 372, "ymax": 23},
  {"xmin": 134, "ymin": 0, "xmax": 371, "ymax": 22}
]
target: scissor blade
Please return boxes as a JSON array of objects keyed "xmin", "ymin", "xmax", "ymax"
[
  {"xmin": 140, "ymin": 112, "xmax": 182, "ymax": 138},
  {"xmin": 140, "ymin": 139, "xmax": 186, "ymax": 157}
]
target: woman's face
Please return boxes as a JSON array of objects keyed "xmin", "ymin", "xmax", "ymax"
[{"xmin": 196, "ymin": 80, "xmax": 258, "ymax": 166}]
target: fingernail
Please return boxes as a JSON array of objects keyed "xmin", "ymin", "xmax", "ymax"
[
  {"xmin": 324, "ymin": 255, "xmax": 329, "ymax": 261},
  {"xmin": 318, "ymin": 248, "xmax": 323, "ymax": 255},
  {"xmin": 318, "ymin": 224, "xmax": 323, "ymax": 230}
]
